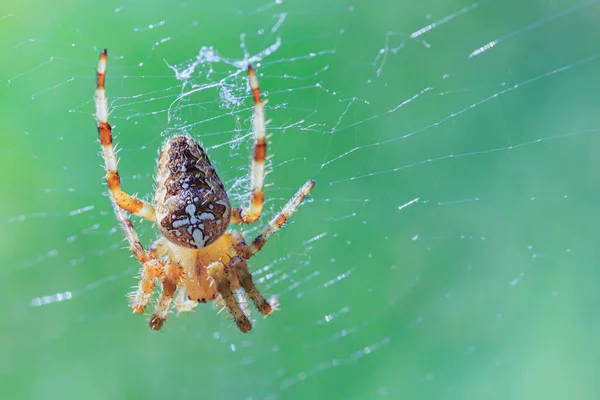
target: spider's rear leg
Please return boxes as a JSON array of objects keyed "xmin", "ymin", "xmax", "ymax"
[
  {"xmin": 207, "ymin": 261, "xmax": 252, "ymax": 333},
  {"xmin": 95, "ymin": 49, "xmax": 156, "ymax": 222}
]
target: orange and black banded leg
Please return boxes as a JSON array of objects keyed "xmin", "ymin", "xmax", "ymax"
[
  {"xmin": 207, "ymin": 261, "xmax": 253, "ymax": 333},
  {"xmin": 231, "ymin": 65, "xmax": 266, "ymax": 224},
  {"xmin": 95, "ymin": 49, "xmax": 156, "ymax": 221},
  {"xmin": 245, "ymin": 179, "xmax": 315, "ymax": 258}
]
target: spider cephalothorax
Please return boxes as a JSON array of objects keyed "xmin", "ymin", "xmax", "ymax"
[{"xmin": 94, "ymin": 49, "xmax": 314, "ymax": 332}]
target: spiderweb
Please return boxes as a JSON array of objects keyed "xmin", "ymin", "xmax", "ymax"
[{"xmin": 2, "ymin": 0, "xmax": 599, "ymax": 398}]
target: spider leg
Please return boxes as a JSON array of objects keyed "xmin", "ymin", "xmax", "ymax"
[
  {"xmin": 123, "ymin": 232, "xmax": 169, "ymax": 313},
  {"xmin": 129, "ymin": 259, "xmax": 164, "ymax": 314},
  {"xmin": 243, "ymin": 179, "xmax": 315, "ymax": 258},
  {"xmin": 231, "ymin": 65, "xmax": 266, "ymax": 224},
  {"xmin": 149, "ymin": 262, "xmax": 184, "ymax": 330},
  {"xmin": 95, "ymin": 49, "xmax": 156, "ymax": 222},
  {"xmin": 207, "ymin": 261, "xmax": 252, "ymax": 333},
  {"xmin": 231, "ymin": 255, "xmax": 272, "ymax": 316},
  {"xmin": 111, "ymin": 210, "xmax": 175, "ymax": 317},
  {"xmin": 225, "ymin": 178, "xmax": 314, "ymax": 319},
  {"xmin": 229, "ymin": 232, "xmax": 272, "ymax": 316}
]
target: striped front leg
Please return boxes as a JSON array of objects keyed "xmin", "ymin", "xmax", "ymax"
[
  {"xmin": 231, "ymin": 65, "xmax": 267, "ymax": 224},
  {"xmin": 95, "ymin": 49, "xmax": 156, "ymax": 221}
]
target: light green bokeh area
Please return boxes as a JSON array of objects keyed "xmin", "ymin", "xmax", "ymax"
[{"xmin": 1, "ymin": 0, "xmax": 599, "ymax": 399}]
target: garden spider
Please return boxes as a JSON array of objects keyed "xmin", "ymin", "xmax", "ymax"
[{"xmin": 94, "ymin": 49, "xmax": 314, "ymax": 332}]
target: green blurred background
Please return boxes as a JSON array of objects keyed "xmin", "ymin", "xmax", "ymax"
[{"xmin": 1, "ymin": 0, "xmax": 599, "ymax": 399}]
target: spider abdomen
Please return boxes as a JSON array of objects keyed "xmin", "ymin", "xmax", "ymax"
[{"xmin": 155, "ymin": 135, "xmax": 231, "ymax": 249}]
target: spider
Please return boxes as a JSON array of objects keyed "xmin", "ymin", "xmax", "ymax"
[{"xmin": 93, "ymin": 49, "xmax": 314, "ymax": 332}]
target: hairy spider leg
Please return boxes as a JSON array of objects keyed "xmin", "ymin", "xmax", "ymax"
[
  {"xmin": 245, "ymin": 179, "xmax": 315, "ymax": 258},
  {"xmin": 216, "ymin": 180, "xmax": 315, "ymax": 326},
  {"xmin": 115, "ymin": 204, "xmax": 186, "ymax": 322},
  {"xmin": 149, "ymin": 262, "xmax": 185, "ymax": 330},
  {"xmin": 231, "ymin": 65, "xmax": 267, "ymax": 224},
  {"xmin": 95, "ymin": 49, "xmax": 156, "ymax": 222},
  {"xmin": 230, "ymin": 232, "xmax": 273, "ymax": 316},
  {"xmin": 109, "ymin": 202, "xmax": 166, "ymax": 313},
  {"xmin": 207, "ymin": 261, "xmax": 253, "ymax": 333}
]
